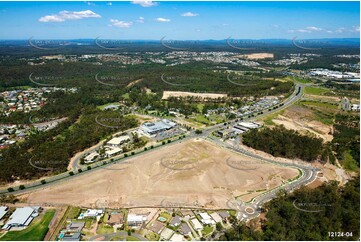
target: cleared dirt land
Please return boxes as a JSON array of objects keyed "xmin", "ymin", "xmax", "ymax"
[
  {"xmin": 23, "ymin": 139, "xmax": 299, "ymax": 209},
  {"xmin": 235, "ymin": 53, "xmax": 274, "ymax": 60},
  {"xmin": 162, "ymin": 91, "xmax": 227, "ymax": 100}
]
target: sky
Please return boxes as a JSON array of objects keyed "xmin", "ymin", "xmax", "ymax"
[{"xmin": 0, "ymin": 1, "xmax": 359, "ymax": 40}]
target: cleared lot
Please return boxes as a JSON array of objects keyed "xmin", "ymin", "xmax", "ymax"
[
  {"xmin": 24, "ymin": 139, "xmax": 299, "ymax": 209},
  {"xmin": 162, "ymin": 91, "xmax": 227, "ymax": 100}
]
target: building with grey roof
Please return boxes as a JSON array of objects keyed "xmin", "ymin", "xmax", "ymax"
[
  {"xmin": 62, "ymin": 232, "xmax": 81, "ymax": 241},
  {"xmin": 140, "ymin": 119, "xmax": 176, "ymax": 136},
  {"xmin": 66, "ymin": 222, "xmax": 85, "ymax": 232},
  {"xmin": 2, "ymin": 206, "xmax": 40, "ymax": 230},
  {"xmin": 180, "ymin": 223, "xmax": 192, "ymax": 235},
  {"xmin": 170, "ymin": 215, "xmax": 181, "ymax": 227}
]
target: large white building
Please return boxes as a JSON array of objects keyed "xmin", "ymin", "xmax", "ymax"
[
  {"xmin": 107, "ymin": 135, "xmax": 130, "ymax": 147},
  {"xmin": 2, "ymin": 206, "xmax": 40, "ymax": 230},
  {"xmin": 140, "ymin": 119, "xmax": 176, "ymax": 136}
]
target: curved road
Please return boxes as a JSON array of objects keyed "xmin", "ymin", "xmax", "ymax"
[{"xmin": 0, "ymin": 82, "xmax": 308, "ymax": 204}]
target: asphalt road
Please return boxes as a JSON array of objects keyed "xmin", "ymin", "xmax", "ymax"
[{"xmin": 0, "ymin": 83, "xmax": 309, "ymax": 202}]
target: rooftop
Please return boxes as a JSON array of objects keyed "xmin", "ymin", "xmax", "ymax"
[{"xmin": 2, "ymin": 206, "xmax": 39, "ymax": 230}]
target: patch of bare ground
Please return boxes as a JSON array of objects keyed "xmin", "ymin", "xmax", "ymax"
[
  {"xmin": 24, "ymin": 139, "xmax": 298, "ymax": 209},
  {"xmin": 268, "ymin": 105, "xmax": 333, "ymax": 142},
  {"xmin": 235, "ymin": 53, "xmax": 274, "ymax": 60},
  {"xmin": 162, "ymin": 91, "xmax": 227, "ymax": 100},
  {"xmin": 126, "ymin": 79, "xmax": 143, "ymax": 88}
]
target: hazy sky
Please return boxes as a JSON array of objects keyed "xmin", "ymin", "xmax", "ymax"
[{"xmin": 0, "ymin": 1, "xmax": 359, "ymax": 39}]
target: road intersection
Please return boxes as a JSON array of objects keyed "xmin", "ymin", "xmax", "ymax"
[{"xmin": 0, "ymin": 82, "xmax": 320, "ymax": 219}]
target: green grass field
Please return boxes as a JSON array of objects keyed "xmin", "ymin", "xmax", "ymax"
[
  {"xmin": 194, "ymin": 115, "xmax": 211, "ymax": 125},
  {"xmin": 304, "ymin": 86, "xmax": 330, "ymax": 95},
  {"xmin": 300, "ymin": 100, "xmax": 338, "ymax": 109},
  {"xmin": 126, "ymin": 236, "xmax": 140, "ymax": 241},
  {"xmin": 292, "ymin": 76, "xmax": 312, "ymax": 84},
  {"xmin": 201, "ymin": 225, "xmax": 214, "ymax": 236},
  {"xmin": 96, "ymin": 223, "xmax": 114, "ymax": 234},
  {"xmin": 259, "ymin": 109, "xmax": 285, "ymax": 126},
  {"xmin": 145, "ymin": 232, "xmax": 160, "ymax": 241},
  {"xmin": 0, "ymin": 209, "xmax": 55, "ymax": 241}
]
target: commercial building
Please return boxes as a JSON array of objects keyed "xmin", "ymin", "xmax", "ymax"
[
  {"xmin": 237, "ymin": 121, "xmax": 261, "ymax": 129},
  {"xmin": 107, "ymin": 135, "xmax": 130, "ymax": 147},
  {"xmin": 105, "ymin": 147, "xmax": 122, "ymax": 157},
  {"xmin": 140, "ymin": 119, "xmax": 176, "ymax": 136},
  {"xmin": 84, "ymin": 152, "xmax": 99, "ymax": 163},
  {"xmin": 351, "ymin": 104, "xmax": 360, "ymax": 111},
  {"xmin": 2, "ymin": 206, "xmax": 40, "ymax": 230}
]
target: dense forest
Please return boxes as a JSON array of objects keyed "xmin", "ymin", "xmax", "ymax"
[
  {"xmin": 331, "ymin": 114, "xmax": 360, "ymax": 168},
  {"xmin": 219, "ymin": 176, "xmax": 360, "ymax": 241},
  {"xmin": 242, "ymin": 125, "xmax": 324, "ymax": 162},
  {"xmin": 0, "ymin": 60, "xmax": 293, "ymax": 97}
]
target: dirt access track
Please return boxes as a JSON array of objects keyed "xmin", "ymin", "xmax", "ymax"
[{"xmin": 23, "ymin": 139, "xmax": 299, "ymax": 209}]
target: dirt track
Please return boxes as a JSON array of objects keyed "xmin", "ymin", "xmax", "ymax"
[{"xmin": 24, "ymin": 139, "xmax": 298, "ymax": 209}]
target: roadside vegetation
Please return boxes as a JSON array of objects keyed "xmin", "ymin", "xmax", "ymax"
[
  {"xmin": 219, "ymin": 176, "xmax": 360, "ymax": 241},
  {"xmin": 242, "ymin": 125, "xmax": 324, "ymax": 162},
  {"xmin": 331, "ymin": 114, "xmax": 360, "ymax": 170}
]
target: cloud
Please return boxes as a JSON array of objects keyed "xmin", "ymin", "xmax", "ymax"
[
  {"xmin": 109, "ymin": 19, "xmax": 133, "ymax": 28},
  {"xmin": 181, "ymin": 12, "xmax": 199, "ymax": 17},
  {"xmin": 273, "ymin": 24, "xmax": 279, "ymax": 28},
  {"xmin": 351, "ymin": 26, "xmax": 360, "ymax": 32},
  {"xmin": 131, "ymin": 0, "xmax": 158, "ymax": 7},
  {"xmin": 136, "ymin": 16, "xmax": 144, "ymax": 23},
  {"xmin": 156, "ymin": 17, "xmax": 170, "ymax": 22},
  {"xmin": 106, "ymin": 2, "xmax": 112, "ymax": 6},
  {"xmin": 306, "ymin": 26, "xmax": 322, "ymax": 31},
  {"xmin": 335, "ymin": 27, "xmax": 346, "ymax": 33},
  {"xmin": 288, "ymin": 26, "xmax": 322, "ymax": 33},
  {"xmin": 38, "ymin": 10, "xmax": 101, "ymax": 22},
  {"xmin": 85, "ymin": 1, "xmax": 95, "ymax": 6}
]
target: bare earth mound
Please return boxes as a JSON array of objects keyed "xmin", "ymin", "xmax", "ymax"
[{"xmin": 24, "ymin": 139, "xmax": 299, "ymax": 209}]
